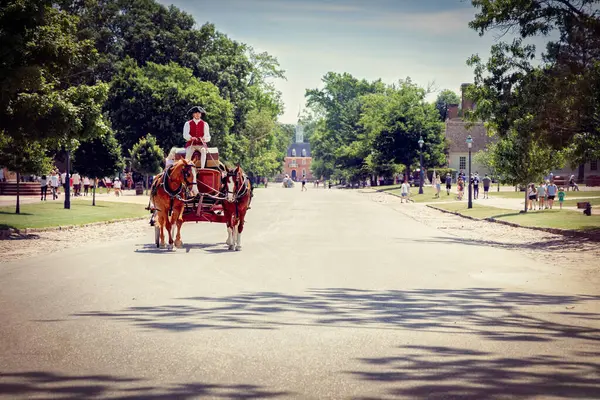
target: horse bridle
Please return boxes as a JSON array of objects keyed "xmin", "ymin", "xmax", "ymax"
[
  {"xmin": 222, "ymin": 170, "xmax": 248, "ymax": 201},
  {"xmin": 163, "ymin": 162, "xmax": 197, "ymax": 201}
]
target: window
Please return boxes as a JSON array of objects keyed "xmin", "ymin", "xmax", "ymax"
[
  {"xmin": 459, "ymin": 156, "xmax": 466, "ymax": 170},
  {"xmin": 291, "ymin": 148, "xmax": 296, "ymax": 157},
  {"xmin": 302, "ymin": 159, "xmax": 306, "ymax": 165},
  {"xmin": 592, "ymin": 160, "xmax": 598, "ymax": 171},
  {"xmin": 289, "ymin": 160, "xmax": 297, "ymax": 168},
  {"xmin": 301, "ymin": 148, "xmax": 306, "ymax": 157},
  {"xmin": 302, "ymin": 169, "xmax": 306, "ymax": 177}
]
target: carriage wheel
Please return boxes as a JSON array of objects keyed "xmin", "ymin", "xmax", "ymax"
[{"xmin": 155, "ymin": 225, "xmax": 160, "ymax": 248}]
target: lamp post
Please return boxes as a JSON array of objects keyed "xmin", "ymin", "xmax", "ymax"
[
  {"xmin": 418, "ymin": 136, "xmax": 424, "ymax": 195},
  {"xmin": 466, "ymin": 135, "xmax": 473, "ymax": 209}
]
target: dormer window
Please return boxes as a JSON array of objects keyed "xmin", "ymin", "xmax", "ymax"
[
  {"xmin": 301, "ymin": 149, "xmax": 306, "ymax": 157},
  {"xmin": 291, "ymin": 148, "xmax": 296, "ymax": 157}
]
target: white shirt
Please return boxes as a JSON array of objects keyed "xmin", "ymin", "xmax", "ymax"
[
  {"xmin": 50, "ymin": 175, "xmax": 59, "ymax": 186},
  {"xmin": 401, "ymin": 183, "xmax": 410, "ymax": 194},
  {"xmin": 61, "ymin": 173, "xmax": 66, "ymax": 184},
  {"xmin": 83, "ymin": 177, "xmax": 90, "ymax": 185},
  {"xmin": 72, "ymin": 173, "xmax": 81, "ymax": 185},
  {"xmin": 183, "ymin": 119, "xmax": 211, "ymax": 143},
  {"xmin": 114, "ymin": 180, "xmax": 121, "ymax": 189}
]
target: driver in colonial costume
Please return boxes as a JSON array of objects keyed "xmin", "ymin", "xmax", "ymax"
[{"xmin": 183, "ymin": 106, "xmax": 211, "ymax": 168}]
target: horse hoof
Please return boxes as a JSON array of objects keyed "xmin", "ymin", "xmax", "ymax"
[
  {"xmin": 167, "ymin": 244, "xmax": 174, "ymax": 251},
  {"xmin": 160, "ymin": 243, "xmax": 166, "ymax": 249},
  {"xmin": 175, "ymin": 240, "xmax": 183, "ymax": 248},
  {"xmin": 235, "ymin": 246, "xmax": 242, "ymax": 251},
  {"xmin": 228, "ymin": 245, "xmax": 235, "ymax": 251}
]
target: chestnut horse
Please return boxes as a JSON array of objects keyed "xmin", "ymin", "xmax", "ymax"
[
  {"xmin": 150, "ymin": 159, "xmax": 198, "ymax": 249},
  {"xmin": 222, "ymin": 165, "xmax": 252, "ymax": 251}
]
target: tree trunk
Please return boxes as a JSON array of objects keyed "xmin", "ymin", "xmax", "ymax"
[
  {"xmin": 523, "ymin": 185, "xmax": 528, "ymax": 213},
  {"xmin": 144, "ymin": 174, "xmax": 148, "ymax": 195},
  {"xmin": 578, "ymin": 164, "xmax": 584, "ymax": 182},
  {"xmin": 92, "ymin": 179, "xmax": 96, "ymax": 206},
  {"xmin": 16, "ymin": 171, "xmax": 20, "ymax": 214},
  {"xmin": 497, "ymin": 181, "xmax": 500, "ymax": 192},
  {"xmin": 64, "ymin": 150, "xmax": 71, "ymax": 209}
]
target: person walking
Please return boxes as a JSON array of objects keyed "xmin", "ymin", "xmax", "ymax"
[
  {"xmin": 537, "ymin": 181, "xmax": 546, "ymax": 210},
  {"xmin": 434, "ymin": 174, "xmax": 441, "ymax": 198},
  {"xmin": 527, "ymin": 183, "xmax": 537, "ymax": 211},
  {"xmin": 445, "ymin": 173, "xmax": 452, "ymax": 196},
  {"xmin": 401, "ymin": 180, "xmax": 410, "ymax": 203},
  {"xmin": 482, "ymin": 174, "xmax": 492, "ymax": 199},
  {"xmin": 473, "ymin": 172, "xmax": 480, "ymax": 200},
  {"xmin": 40, "ymin": 175, "xmax": 49, "ymax": 201},
  {"xmin": 301, "ymin": 176, "xmax": 307, "ymax": 192},
  {"xmin": 457, "ymin": 177, "xmax": 464, "ymax": 200},
  {"xmin": 49, "ymin": 170, "xmax": 59, "ymax": 199},
  {"xmin": 558, "ymin": 187, "xmax": 566, "ymax": 210},
  {"xmin": 83, "ymin": 176, "xmax": 90, "ymax": 196},
  {"xmin": 546, "ymin": 180, "xmax": 558, "ymax": 209},
  {"xmin": 72, "ymin": 172, "xmax": 81, "ymax": 196}
]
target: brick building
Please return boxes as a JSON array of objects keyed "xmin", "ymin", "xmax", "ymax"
[{"xmin": 283, "ymin": 143, "xmax": 312, "ymax": 181}]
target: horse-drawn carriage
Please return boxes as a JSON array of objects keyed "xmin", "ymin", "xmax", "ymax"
[{"xmin": 149, "ymin": 147, "xmax": 251, "ymax": 251}]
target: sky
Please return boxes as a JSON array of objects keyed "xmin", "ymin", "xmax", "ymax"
[{"xmin": 158, "ymin": 0, "xmax": 550, "ymax": 124}]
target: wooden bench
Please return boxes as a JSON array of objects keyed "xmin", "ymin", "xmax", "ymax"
[{"xmin": 577, "ymin": 201, "xmax": 592, "ymax": 216}]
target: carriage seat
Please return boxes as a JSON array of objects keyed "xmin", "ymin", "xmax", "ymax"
[
  {"xmin": 197, "ymin": 168, "xmax": 222, "ymax": 195},
  {"xmin": 191, "ymin": 147, "xmax": 219, "ymax": 168}
]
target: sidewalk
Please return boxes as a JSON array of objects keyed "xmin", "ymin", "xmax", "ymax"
[{"xmin": 0, "ymin": 189, "xmax": 151, "ymax": 207}]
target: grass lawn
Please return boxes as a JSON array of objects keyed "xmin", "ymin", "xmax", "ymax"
[
  {"xmin": 484, "ymin": 189, "xmax": 600, "ymax": 199},
  {"xmin": 431, "ymin": 203, "xmax": 600, "ymax": 232},
  {"xmin": 0, "ymin": 199, "xmax": 147, "ymax": 230}
]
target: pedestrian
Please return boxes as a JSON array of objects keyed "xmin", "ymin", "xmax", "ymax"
[
  {"xmin": 401, "ymin": 180, "xmax": 410, "ymax": 203},
  {"xmin": 558, "ymin": 187, "xmax": 566, "ymax": 210},
  {"xmin": 113, "ymin": 177, "xmax": 122, "ymax": 197},
  {"xmin": 537, "ymin": 181, "xmax": 546, "ymax": 210},
  {"xmin": 527, "ymin": 183, "xmax": 537, "ymax": 211},
  {"xmin": 40, "ymin": 175, "xmax": 48, "ymax": 201},
  {"xmin": 72, "ymin": 171, "xmax": 81, "ymax": 196},
  {"xmin": 104, "ymin": 177, "xmax": 112, "ymax": 194},
  {"xmin": 569, "ymin": 175, "xmax": 579, "ymax": 191},
  {"xmin": 49, "ymin": 170, "xmax": 59, "ymax": 199},
  {"xmin": 457, "ymin": 177, "xmax": 464, "ymax": 200},
  {"xmin": 473, "ymin": 172, "xmax": 480, "ymax": 199},
  {"xmin": 0, "ymin": 167, "xmax": 4, "ymax": 183},
  {"xmin": 445, "ymin": 173, "xmax": 452, "ymax": 196},
  {"xmin": 83, "ymin": 176, "xmax": 90, "ymax": 196},
  {"xmin": 434, "ymin": 175, "xmax": 441, "ymax": 198},
  {"xmin": 301, "ymin": 176, "xmax": 307, "ymax": 192},
  {"xmin": 482, "ymin": 174, "xmax": 491, "ymax": 199},
  {"xmin": 546, "ymin": 180, "xmax": 558, "ymax": 209}
]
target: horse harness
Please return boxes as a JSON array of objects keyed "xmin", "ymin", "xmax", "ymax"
[
  {"xmin": 155, "ymin": 164, "xmax": 195, "ymax": 216},
  {"xmin": 222, "ymin": 170, "xmax": 251, "ymax": 217}
]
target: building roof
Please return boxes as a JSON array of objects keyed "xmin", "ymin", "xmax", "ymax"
[
  {"xmin": 445, "ymin": 120, "xmax": 493, "ymax": 153},
  {"xmin": 287, "ymin": 142, "xmax": 311, "ymax": 157}
]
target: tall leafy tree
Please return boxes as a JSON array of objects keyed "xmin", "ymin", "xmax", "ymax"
[
  {"xmin": 130, "ymin": 135, "xmax": 164, "ymax": 194},
  {"xmin": 0, "ymin": 1, "xmax": 111, "ymax": 209},
  {"xmin": 107, "ymin": 60, "xmax": 234, "ymax": 155},
  {"xmin": 73, "ymin": 131, "xmax": 125, "ymax": 205}
]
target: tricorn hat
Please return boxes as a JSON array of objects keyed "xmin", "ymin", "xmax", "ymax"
[{"xmin": 188, "ymin": 106, "xmax": 206, "ymax": 115}]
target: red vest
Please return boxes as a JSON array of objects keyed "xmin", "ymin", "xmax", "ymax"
[{"xmin": 185, "ymin": 119, "xmax": 205, "ymax": 147}]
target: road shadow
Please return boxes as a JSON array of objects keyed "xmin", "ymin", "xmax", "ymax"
[
  {"xmin": 74, "ymin": 288, "xmax": 600, "ymax": 342},
  {"xmin": 400, "ymin": 235, "xmax": 600, "ymax": 253},
  {"xmin": 0, "ymin": 371, "xmax": 290, "ymax": 399},
  {"xmin": 0, "ymin": 231, "xmax": 41, "ymax": 241},
  {"xmin": 133, "ymin": 242, "xmax": 224, "ymax": 254},
  {"xmin": 347, "ymin": 345, "xmax": 600, "ymax": 399}
]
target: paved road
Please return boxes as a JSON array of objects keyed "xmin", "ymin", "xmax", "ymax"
[{"xmin": 1, "ymin": 186, "xmax": 599, "ymax": 399}]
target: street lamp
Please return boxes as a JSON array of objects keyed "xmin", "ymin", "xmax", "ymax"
[
  {"xmin": 418, "ymin": 136, "xmax": 424, "ymax": 195},
  {"xmin": 466, "ymin": 135, "xmax": 473, "ymax": 209}
]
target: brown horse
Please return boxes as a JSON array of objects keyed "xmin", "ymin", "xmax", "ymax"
[
  {"xmin": 150, "ymin": 159, "xmax": 198, "ymax": 250},
  {"xmin": 222, "ymin": 165, "xmax": 252, "ymax": 251}
]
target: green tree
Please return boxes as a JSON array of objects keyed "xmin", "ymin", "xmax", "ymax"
[
  {"xmin": 468, "ymin": 0, "xmax": 600, "ymax": 169},
  {"xmin": 473, "ymin": 143, "xmax": 502, "ymax": 192},
  {"xmin": 362, "ymin": 81, "xmax": 447, "ymax": 180},
  {"xmin": 130, "ymin": 135, "xmax": 164, "ymax": 194},
  {"xmin": 0, "ymin": 133, "xmax": 53, "ymax": 214},
  {"xmin": 107, "ymin": 60, "xmax": 234, "ymax": 155},
  {"xmin": 73, "ymin": 131, "xmax": 125, "ymax": 205},
  {"xmin": 435, "ymin": 89, "xmax": 461, "ymax": 121}
]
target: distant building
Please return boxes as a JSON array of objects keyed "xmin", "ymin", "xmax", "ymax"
[{"xmin": 281, "ymin": 122, "xmax": 313, "ymax": 181}]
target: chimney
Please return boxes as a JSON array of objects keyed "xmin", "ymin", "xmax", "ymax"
[
  {"xmin": 461, "ymin": 83, "xmax": 474, "ymax": 112},
  {"xmin": 447, "ymin": 104, "xmax": 459, "ymax": 120}
]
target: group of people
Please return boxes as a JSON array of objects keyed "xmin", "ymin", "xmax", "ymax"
[
  {"xmin": 38, "ymin": 170, "xmax": 130, "ymax": 201},
  {"xmin": 527, "ymin": 181, "xmax": 566, "ymax": 210},
  {"xmin": 429, "ymin": 171, "xmax": 492, "ymax": 201}
]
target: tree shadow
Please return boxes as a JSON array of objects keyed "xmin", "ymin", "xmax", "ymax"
[
  {"xmin": 347, "ymin": 344, "xmax": 600, "ymax": 399},
  {"xmin": 0, "ymin": 371, "xmax": 290, "ymax": 399},
  {"xmin": 400, "ymin": 236, "xmax": 600, "ymax": 252},
  {"xmin": 1, "ymin": 231, "xmax": 41, "ymax": 240},
  {"xmin": 74, "ymin": 288, "xmax": 600, "ymax": 343}
]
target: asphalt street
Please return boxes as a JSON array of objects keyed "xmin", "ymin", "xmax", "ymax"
[{"xmin": 1, "ymin": 185, "xmax": 599, "ymax": 399}]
